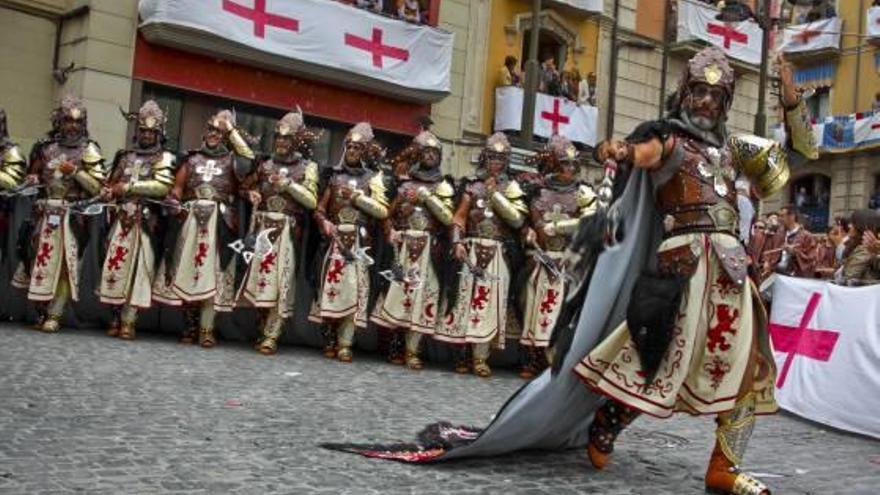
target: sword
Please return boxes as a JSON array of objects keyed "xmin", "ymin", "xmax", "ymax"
[
  {"xmin": 530, "ymin": 245, "xmax": 570, "ymax": 283},
  {"xmin": 329, "ymin": 232, "xmax": 375, "ymax": 266},
  {"xmin": 227, "ymin": 227, "xmax": 277, "ymax": 264},
  {"xmin": 458, "ymin": 257, "xmax": 499, "ymax": 282},
  {"xmin": 0, "ymin": 184, "xmax": 44, "ymax": 198}
]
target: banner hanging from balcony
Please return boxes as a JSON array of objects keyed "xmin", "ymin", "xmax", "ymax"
[
  {"xmin": 770, "ymin": 276, "xmax": 880, "ymax": 440},
  {"xmin": 677, "ymin": 0, "xmax": 763, "ymax": 65},
  {"xmin": 774, "ymin": 110, "xmax": 880, "ymax": 153},
  {"xmin": 868, "ymin": 7, "xmax": 880, "ymax": 38},
  {"xmin": 494, "ymin": 87, "xmax": 598, "ymax": 146},
  {"xmin": 780, "ymin": 17, "xmax": 841, "ymax": 54},
  {"xmin": 138, "ymin": 0, "xmax": 453, "ymax": 102},
  {"xmin": 549, "ymin": 0, "xmax": 603, "ymax": 12}
]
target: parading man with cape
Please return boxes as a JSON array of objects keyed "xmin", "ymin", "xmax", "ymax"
[{"xmin": 326, "ymin": 47, "xmax": 818, "ymax": 495}]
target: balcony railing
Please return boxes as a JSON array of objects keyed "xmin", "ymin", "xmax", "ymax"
[
  {"xmin": 779, "ymin": 17, "xmax": 842, "ymax": 63},
  {"xmin": 773, "ymin": 109, "xmax": 880, "ymax": 155},
  {"xmin": 494, "ymin": 86, "xmax": 599, "ymax": 146}
]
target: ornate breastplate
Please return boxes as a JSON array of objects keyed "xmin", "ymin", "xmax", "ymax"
[
  {"xmin": 328, "ymin": 171, "xmax": 372, "ymax": 225},
  {"xmin": 259, "ymin": 159, "xmax": 308, "ymax": 216},
  {"xmin": 393, "ymin": 179, "xmax": 441, "ymax": 232},
  {"xmin": 114, "ymin": 150, "xmax": 159, "ymax": 185},
  {"xmin": 40, "ymin": 142, "xmax": 86, "ymax": 200},
  {"xmin": 532, "ymin": 185, "xmax": 580, "ymax": 251},
  {"xmin": 184, "ymin": 152, "xmax": 236, "ymax": 203},
  {"xmin": 655, "ymin": 135, "xmax": 739, "ymax": 236},
  {"xmin": 465, "ymin": 178, "xmax": 513, "ymax": 240}
]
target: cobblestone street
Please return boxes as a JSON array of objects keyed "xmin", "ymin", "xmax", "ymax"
[{"xmin": 0, "ymin": 325, "xmax": 877, "ymax": 494}]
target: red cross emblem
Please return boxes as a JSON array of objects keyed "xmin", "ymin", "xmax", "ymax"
[
  {"xmin": 792, "ymin": 28, "xmax": 822, "ymax": 45},
  {"xmin": 707, "ymin": 22, "xmax": 749, "ymax": 49},
  {"xmin": 344, "ymin": 28, "xmax": 410, "ymax": 69},
  {"xmin": 769, "ymin": 292, "xmax": 840, "ymax": 388},
  {"xmin": 223, "ymin": 0, "xmax": 300, "ymax": 39},
  {"xmin": 541, "ymin": 99, "xmax": 570, "ymax": 135}
]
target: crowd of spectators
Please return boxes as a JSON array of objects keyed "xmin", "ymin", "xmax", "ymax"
[
  {"xmin": 497, "ymin": 54, "xmax": 597, "ymax": 107},
  {"xmin": 339, "ymin": 0, "xmax": 431, "ymax": 25}
]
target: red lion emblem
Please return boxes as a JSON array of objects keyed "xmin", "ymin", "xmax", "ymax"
[
  {"xmin": 471, "ymin": 285, "xmax": 491, "ymax": 311},
  {"xmin": 106, "ymin": 245, "xmax": 130, "ymax": 272},
  {"xmin": 194, "ymin": 242, "xmax": 209, "ymax": 267},
  {"xmin": 35, "ymin": 243, "xmax": 53, "ymax": 268},
  {"xmin": 259, "ymin": 252, "xmax": 277, "ymax": 274},
  {"xmin": 326, "ymin": 259, "xmax": 345, "ymax": 284},
  {"xmin": 540, "ymin": 289, "xmax": 559, "ymax": 314},
  {"xmin": 707, "ymin": 304, "xmax": 739, "ymax": 353}
]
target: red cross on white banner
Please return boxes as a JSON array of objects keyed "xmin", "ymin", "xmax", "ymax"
[
  {"xmin": 793, "ymin": 28, "xmax": 822, "ymax": 45},
  {"xmin": 541, "ymin": 99, "xmax": 570, "ymax": 135},
  {"xmin": 344, "ymin": 27, "xmax": 410, "ymax": 69},
  {"xmin": 769, "ymin": 292, "xmax": 840, "ymax": 388},
  {"xmin": 707, "ymin": 22, "xmax": 749, "ymax": 49},
  {"xmin": 223, "ymin": 0, "xmax": 300, "ymax": 39}
]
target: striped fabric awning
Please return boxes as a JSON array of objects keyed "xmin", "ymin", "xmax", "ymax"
[{"xmin": 793, "ymin": 63, "xmax": 836, "ymax": 88}]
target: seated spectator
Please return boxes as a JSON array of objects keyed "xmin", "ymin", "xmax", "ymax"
[
  {"xmin": 498, "ymin": 56, "xmax": 522, "ymax": 87},
  {"xmin": 840, "ymin": 210, "xmax": 880, "ymax": 286},
  {"xmin": 396, "ymin": 0, "xmax": 421, "ymax": 23}
]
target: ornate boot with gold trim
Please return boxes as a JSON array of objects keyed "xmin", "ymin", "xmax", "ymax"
[
  {"xmin": 119, "ymin": 322, "xmax": 136, "ymax": 341},
  {"xmin": 199, "ymin": 327, "xmax": 217, "ymax": 348},
  {"xmin": 321, "ymin": 327, "xmax": 338, "ymax": 359},
  {"xmin": 705, "ymin": 393, "xmax": 770, "ymax": 494},
  {"xmin": 337, "ymin": 345, "xmax": 353, "ymax": 363},
  {"xmin": 405, "ymin": 351, "xmax": 424, "ymax": 370},
  {"xmin": 587, "ymin": 400, "xmax": 639, "ymax": 470},
  {"xmin": 39, "ymin": 314, "xmax": 62, "ymax": 333},
  {"xmin": 256, "ymin": 312, "xmax": 282, "ymax": 356},
  {"xmin": 472, "ymin": 358, "xmax": 492, "ymax": 378}
]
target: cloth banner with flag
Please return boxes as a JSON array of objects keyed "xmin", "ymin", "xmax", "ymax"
[
  {"xmin": 494, "ymin": 87, "xmax": 599, "ymax": 146},
  {"xmin": 677, "ymin": 0, "xmax": 763, "ymax": 65},
  {"xmin": 138, "ymin": 0, "xmax": 453, "ymax": 95},
  {"xmin": 868, "ymin": 7, "xmax": 880, "ymax": 38},
  {"xmin": 769, "ymin": 276, "xmax": 880, "ymax": 439},
  {"xmin": 854, "ymin": 110, "xmax": 880, "ymax": 148},
  {"xmin": 780, "ymin": 17, "xmax": 842, "ymax": 54}
]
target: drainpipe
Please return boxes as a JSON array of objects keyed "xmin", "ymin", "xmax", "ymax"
[
  {"xmin": 846, "ymin": 0, "xmax": 866, "ymax": 214},
  {"xmin": 658, "ymin": 0, "xmax": 672, "ymax": 118},
  {"xmin": 605, "ymin": 0, "xmax": 621, "ymax": 140},
  {"xmin": 52, "ymin": 5, "xmax": 91, "ymax": 84},
  {"xmin": 519, "ymin": 0, "xmax": 542, "ymax": 151}
]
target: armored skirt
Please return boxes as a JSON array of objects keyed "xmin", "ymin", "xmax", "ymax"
[
  {"xmin": 371, "ymin": 230, "xmax": 441, "ymax": 335},
  {"xmin": 152, "ymin": 199, "xmax": 236, "ymax": 311},
  {"xmin": 12, "ymin": 200, "xmax": 82, "ymax": 302},
  {"xmin": 97, "ymin": 203, "xmax": 157, "ymax": 308},
  {"xmin": 237, "ymin": 211, "xmax": 297, "ymax": 318},
  {"xmin": 520, "ymin": 250, "xmax": 567, "ymax": 348},
  {"xmin": 435, "ymin": 237, "xmax": 510, "ymax": 347},
  {"xmin": 574, "ymin": 233, "xmax": 778, "ymax": 418},
  {"xmin": 308, "ymin": 224, "xmax": 371, "ymax": 328}
]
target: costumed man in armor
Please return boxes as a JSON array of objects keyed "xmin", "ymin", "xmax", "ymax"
[
  {"xmin": 436, "ymin": 132, "xmax": 528, "ymax": 378},
  {"xmin": 370, "ymin": 130, "xmax": 454, "ymax": 370},
  {"xmin": 13, "ymin": 96, "xmax": 105, "ymax": 333},
  {"xmin": 239, "ymin": 110, "xmax": 319, "ymax": 356},
  {"xmin": 98, "ymin": 101, "xmax": 175, "ymax": 340},
  {"xmin": 518, "ymin": 135, "xmax": 597, "ymax": 379},
  {"xmin": 573, "ymin": 48, "xmax": 815, "ymax": 494},
  {"xmin": 310, "ymin": 122, "xmax": 389, "ymax": 362},
  {"xmin": 152, "ymin": 110, "xmax": 254, "ymax": 347},
  {"xmin": 0, "ymin": 109, "xmax": 26, "ymax": 191}
]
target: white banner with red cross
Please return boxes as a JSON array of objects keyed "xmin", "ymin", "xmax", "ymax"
[
  {"xmin": 138, "ymin": 0, "xmax": 453, "ymax": 94},
  {"xmin": 494, "ymin": 87, "xmax": 599, "ymax": 146},
  {"xmin": 868, "ymin": 7, "xmax": 880, "ymax": 38},
  {"xmin": 677, "ymin": 0, "xmax": 764, "ymax": 66},
  {"xmin": 770, "ymin": 276, "xmax": 880, "ymax": 439},
  {"xmin": 780, "ymin": 17, "xmax": 841, "ymax": 54}
]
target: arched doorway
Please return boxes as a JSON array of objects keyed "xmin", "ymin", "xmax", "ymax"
[
  {"xmin": 790, "ymin": 174, "xmax": 831, "ymax": 231},
  {"xmin": 521, "ymin": 28, "xmax": 568, "ymax": 76},
  {"xmin": 870, "ymin": 173, "xmax": 880, "ymax": 210}
]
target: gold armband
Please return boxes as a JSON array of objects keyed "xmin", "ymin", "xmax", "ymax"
[
  {"xmin": 74, "ymin": 169, "xmax": 103, "ymax": 196},
  {"xmin": 422, "ymin": 192, "xmax": 454, "ymax": 226},
  {"xmin": 129, "ymin": 180, "xmax": 170, "ymax": 198},
  {"xmin": 352, "ymin": 190, "xmax": 389, "ymax": 220},
  {"xmin": 228, "ymin": 129, "xmax": 256, "ymax": 160},
  {"xmin": 490, "ymin": 190, "xmax": 525, "ymax": 228},
  {"xmin": 784, "ymin": 99, "xmax": 818, "ymax": 161},
  {"xmin": 283, "ymin": 180, "xmax": 318, "ymax": 210}
]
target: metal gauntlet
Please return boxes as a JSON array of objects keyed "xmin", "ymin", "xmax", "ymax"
[
  {"xmin": 353, "ymin": 190, "xmax": 389, "ymax": 220},
  {"xmin": 548, "ymin": 218, "xmax": 581, "ymax": 236},
  {"xmin": 228, "ymin": 128, "xmax": 256, "ymax": 160},
  {"xmin": 490, "ymin": 191, "xmax": 525, "ymax": 228},
  {"xmin": 283, "ymin": 180, "xmax": 318, "ymax": 210},
  {"xmin": 0, "ymin": 145, "xmax": 25, "ymax": 190},
  {"xmin": 422, "ymin": 193, "xmax": 454, "ymax": 226},
  {"xmin": 129, "ymin": 180, "xmax": 171, "ymax": 198},
  {"xmin": 74, "ymin": 169, "xmax": 103, "ymax": 196},
  {"xmin": 728, "ymin": 134, "xmax": 790, "ymax": 199},
  {"xmin": 784, "ymin": 99, "xmax": 818, "ymax": 160}
]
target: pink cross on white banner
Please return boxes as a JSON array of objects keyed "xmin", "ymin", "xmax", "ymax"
[
  {"xmin": 780, "ymin": 17, "xmax": 841, "ymax": 55},
  {"xmin": 677, "ymin": 0, "xmax": 763, "ymax": 65},
  {"xmin": 494, "ymin": 87, "xmax": 598, "ymax": 146},
  {"xmin": 769, "ymin": 276, "xmax": 880, "ymax": 439}
]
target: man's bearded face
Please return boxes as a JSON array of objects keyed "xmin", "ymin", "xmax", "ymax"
[
  {"xmin": 274, "ymin": 134, "xmax": 294, "ymax": 157},
  {"xmin": 204, "ymin": 126, "xmax": 224, "ymax": 149},
  {"xmin": 485, "ymin": 153, "xmax": 507, "ymax": 177},
  {"xmin": 60, "ymin": 116, "xmax": 85, "ymax": 141},
  {"xmin": 345, "ymin": 142, "xmax": 365, "ymax": 166},
  {"xmin": 421, "ymin": 147, "xmax": 441, "ymax": 169},
  {"xmin": 137, "ymin": 127, "xmax": 159, "ymax": 149},
  {"xmin": 684, "ymin": 82, "xmax": 726, "ymax": 131},
  {"xmin": 556, "ymin": 160, "xmax": 577, "ymax": 183}
]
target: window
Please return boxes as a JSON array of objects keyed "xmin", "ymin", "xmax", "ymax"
[
  {"xmin": 804, "ymin": 87, "xmax": 831, "ymax": 121},
  {"xmin": 791, "ymin": 174, "xmax": 832, "ymax": 231}
]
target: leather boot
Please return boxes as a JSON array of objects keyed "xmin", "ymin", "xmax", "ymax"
[{"xmin": 586, "ymin": 400, "xmax": 639, "ymax": 470}]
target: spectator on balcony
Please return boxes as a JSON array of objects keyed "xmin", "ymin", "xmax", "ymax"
[
  {"xmin": 559, "ymin": 69, "xmax": 577, "ymax": 102},
  {"xmin": 396, "ymin": 0, "xmax": 421, "ymax": 23},
  {"xmin": 498, "ymin": 56, "xmax": 522, "ymax": 88},
  {"xmin": 872, "ymin": 92, "xmax": 880, "ymax": 112},
  {"xmin": 352, "ymin": 0, "xmax": 383, "ymax": 13},
  {"xmin": 540, "ymin": 56, "xmax": 562, "ymax": 96}
]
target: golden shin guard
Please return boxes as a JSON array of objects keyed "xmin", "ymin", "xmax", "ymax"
[
  {"xmin": 336, "ymin": 319, "xmax": 356, "ymax": 362},
  {"xmin": 198, "ymin": 301, "xmax": 217, "ymax": 348},
  {"xmin": 119, "ymin": 305, "xmax": 138, "ymax": 340},
  {"xmin": 472, "ymin": 343, "xmax": 491, "ymax": 378},
  {"xmin": 257, "ymin": 310, "xmax": 283, "ymax": 355},
  {"xmin": 42, "ymin": 278, "xmax": 71, "ymax": 333},
  {"xmin": 404, "ymin": 331, "xmax": 423, "ymax": 370},
  {"xmin": 706, "ymin": 393, "xmax": 770, "ymax": 495}
]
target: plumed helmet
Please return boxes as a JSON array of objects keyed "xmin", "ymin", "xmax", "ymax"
[
  {"xmin": 484, "ymin": 132, "xmax": 511, "ymax": 154},
  {"xmin": 137, "ymin": 100, "xmax": 166, "ymax": 132},
  {"xmin": 276, "ymin": 108, "xmax": 305, "ymax": 137},
  {"xmin": 548, "ymin": 134, "xmax": 577, "ymax": 161},
  {"xmin": 346, "ymin": 122, "xmax": 375, "ymax": 144},
  {"xmin": 58, "ymin": 94, "xmax": 87, "ymax": 121},
  {"xmin": 671, "ymin": 46, "xmax": 736, "ymax": 112},
  {"xmin": 208, "ymin": 109, "xmax": 234, "ymax": 130},
  {"xmin": 413, "ymin": 130, "xmax": 441, "ymax": 149}
]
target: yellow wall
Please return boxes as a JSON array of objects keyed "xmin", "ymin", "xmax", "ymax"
[
  {"xmin": 480, "ymin": 0, "xmax": 600, "ymax": 133},
  {"xmin": 831, "ymin": 2, "xmax": 880, "ymax": 115}
]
